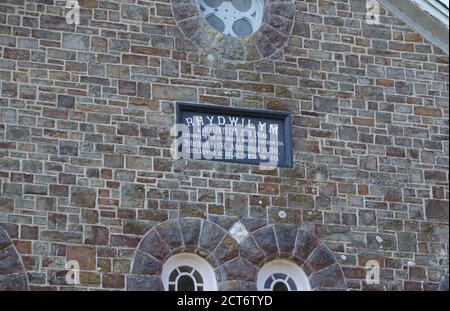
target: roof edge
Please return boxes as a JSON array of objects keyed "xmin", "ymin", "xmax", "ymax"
[{"xmin": 378, "ymin": 0, "xmax": 449, "ymax": 54}]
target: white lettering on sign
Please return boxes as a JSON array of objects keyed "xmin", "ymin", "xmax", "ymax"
[{"xmin": 171, "ymin": 114, "xmax": 282, "ymax": 170}]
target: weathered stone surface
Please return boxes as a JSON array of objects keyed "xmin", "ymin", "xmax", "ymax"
[
  {"xmin": 104, "ymin": 154, "xmax": 124, "ymax": 168},
  {"xmin": 118, "ymin": 81, "xmax": 136, "ymax": 96},
  {"xmin": 131, "ymin": 250, "xmax": 161, "ymax": 276},
  {"xmin": 67, "ymin": 245, "xmax": 96, "ymax": 270},
  {"xmin": 71, "ymin": 187, "xmax": 96, "ymax": 208},
  {"xmin": 121, "ymin": 184, "xmax": 145, "ymax": 208},
  {"xmin": 305, "ymin": 245, "xmax": 336, "ymax": 273},
  {"xmin": 0, "ymin": 108, "xmax": 16, "ymax": 123},
  {"xmin": 0, "ymin": 246, "xmax": 23, "ymax": 274},
  {"xmin": 274, "ymin": 224, "xmax": 297, "ymax": 255},
  {"xmin": 6, "ymin": 125, "xmax": 30, "ymax": 142},
  {"xmin": 126, "ymin": 274, "xmax": 164, "ymax": 291},
  {"xmin": 350, "ymin": 0, "xmax": 366, "ymax": 12},
  {"xmin": 253, "ymin": 226, "xmax": 278, "ymax": 258},
  {"xmin": 102, "ymin": 274, "xmax": 125, "ymax": 289},
  {"xmin": 219, "ymin": 258, "xmax": 257, "ymax": 282},
  {"xmin": 60, "ymin": 141, "xmax": 78, "ymax": 156},
  {"xmin": 362, "ymin": 23, "xmax": 392, "ymax": 40},
  {"xmin": 180, "ymin": 202, "xmax": 207, "ymax": 218},
  {"xmin": 121, "ymin": 4, "xmax": 149, "ymax": 21},
  {"xmin": 199, "ymin": 221, "xmax": 226, "ymax": 253},
  {"xmin": 313, "ymin": 96, "xmax": 339, "ymax": 114},
  {"xmin": 367, "ymin": 233, "xmax": 397, "ymax": 251},
  {"xmin": 315, "ymin": 224, "xmax": 365, "ymax": 243},
  {"xmin": 155, "ymin": 221, "xmax": 183, "ymax": 251},
  {"xmin": 426, "ymin": 200, "xmax": 449, "ymax": 221},
  {"xmin": 239, "ymin": 237, "xmax": 266, "ymax": 267},
  {"xmin": 210, "ymin": 236, "xmax": 239, "ymax": 265},
  {"xmin": 356, "ymin": 86, "xmax": 384, "ymax": 100},
  {"xmin": 85, "ymin": 225, "xmax": 109, "ymax": 246},
  {"xmin": 395, "ymin": 81, "xmax": 414, "ymax": 95},
  {"xmin": 229, "ymin": 221, "xmax": 249, "ymax": 244},
  {"xmin": 36, "ymin": 197, "xmax": 56, "ymax": 211},
  {"xmin": 225, "ymin": 193, "xmax": 249, "ymax": 218},
  {"xmin": 40, "ymin": 15, "xmax": 74, "ymax": 31},
  {"xmin": 41, "ymin": 230, "xmax": 82, "ymax": 243},
  {"xmin": 0, "ymin": 273, "xmax": 28, "ymax": 291},
  {"xmin": 299, "ymin": 58, "xmax": 321, "ymax": 70},
  {"xmin": 288, "ymin": 194, "xmax": 315, "ymax": 209},
  {"xmin": 111, "ymin": 235, "xmax": 140, "ymax": 248},
  {"xmin": 309, "ymin": 264, "xmax": 345, "ymax": 289},
  {"xmin": 0, "ymin": 0, "xmax": 447, "ymax": 292},
  {"xmin": 360, "ymin": 156, "xmax": 378, "ymax": 171},
  {"xmin": 123, "ymin": 220, "xmax": 154, "ymax": 235},
  {"xmin": 397, "ymin": 232, "xmax": 417, "ymax": 252},
  {"xmin": 152, "ymin": 84, "xmax": 197, "ymax": 102},
  {"xmin": 0, "ymin": 228, "xmax": 12, "ymax": 251},
  {"xmin": 339, "ymin": 126, "xmax": 358, "ymax": 141},
  {"xmin": 62, "ymin": 34, "xmax": 90, "ymax": 51},
  {"xmin": 126, "ymin": 156, "xmax": 152, "ymax": 170},
  {"xmin": 179, "ymin": 218, "xmax": 202, "ymax": 249},
  {"xmin": 138, "ymin": 231, "xmax": 170, "ymax": 261},
  {"xmin": 293, "ymin": 230, "xmax": 319, "ymax": 262},
  {"xmin": 1, "ymin": 82, "xmax": 17, "ymax": 97},
  {"xmin": 359, "ymin": 210, "xmax": 377, "ymax": 226},
  {"xmin": 0, "ymin": 159, "xmax": 19, "ymax": 172}
]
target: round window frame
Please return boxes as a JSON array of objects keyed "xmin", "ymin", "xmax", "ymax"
[
  {"xmin": 198, "ymin": 0, "xmax": 264, "ymax": 38},
  {"xmin": 171, "ymin": 0, "xmax": 295, "ymax": 63},
  {"xmin": 162, "ymin": 253, "xmax": 218, "ymax": 291},
  {"xmin": 257, "ymin": 260, "xmax": 311, "ymax": 291}
]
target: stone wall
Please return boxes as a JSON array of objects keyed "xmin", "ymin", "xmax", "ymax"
[{"xmin": 0, "ymin": 0, "xmax": 448, "ymax": 291}]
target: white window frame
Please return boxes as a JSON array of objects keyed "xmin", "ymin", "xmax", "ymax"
[
  {"xmin": 198, "ymin": 0, "xmax": 263, "ymax": 37},
  {"xmin": 162, "ymin": 253, "xmax": 218, "ymax": 291},
  {"xmin": 257, "ymin": 260, "xmax": 311, "ymax": 291}
]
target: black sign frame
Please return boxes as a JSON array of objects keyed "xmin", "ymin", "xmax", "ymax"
[{"xmin": 175, "ymin": 103, "xmax": 293, "ymax": 168}]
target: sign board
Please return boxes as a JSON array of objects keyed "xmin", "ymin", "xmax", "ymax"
[{"xmin": 174, "ymin": 103, "xmax": 293, "ymax": 168}]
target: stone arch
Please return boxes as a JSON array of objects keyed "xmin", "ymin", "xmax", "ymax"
[
  {"xmin": 240, "ymin": 224, "xmax": 347, "ymax": 291},
  {"xmin": 0, "ymin": 226, "xmax": 28, "ymax": 291},
  {"xmin": 128, "ymin": 220, "xmax": 346, "ymax": 291},
  {"xmin": 127, "ymin": 218, "xmax": 240, "ymax": 290}
]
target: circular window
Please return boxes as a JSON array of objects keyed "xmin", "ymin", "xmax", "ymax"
[
  {"xmin": 162, "ymin": 253, "xmax": 218, "ymax": 291},
  {"xmin": 198, "ymin": 0, "xmax": 263, "ymax": 37},
  {"xmin": 257, "ymin": 260, "xmax": 311, "ymax": 291},
  {"xmin": 172, "ymin": 0, "xmax": 295, "ymax": 62}
]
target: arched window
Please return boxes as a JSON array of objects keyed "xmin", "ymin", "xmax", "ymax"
[
  {"xmin": 257, "ymin": 260, "xmax": 311, "ymax": 291},
  {"xmin": 162, "ymin": 253, "xmax": 217, "ymax": 291}
]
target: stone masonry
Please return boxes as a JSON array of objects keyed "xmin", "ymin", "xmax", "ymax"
[{"xmin": 0, "ymin": 0, "xmax": 448, "ymax": 291}]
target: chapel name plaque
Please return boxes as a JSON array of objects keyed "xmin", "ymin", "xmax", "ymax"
[{"xmin": 175, "ymin": 103, "xmax": 293, "ymax": 168}]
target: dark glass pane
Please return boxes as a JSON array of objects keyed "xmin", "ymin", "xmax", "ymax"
[
  {"xmin": 179, "ymin": 266, "xmax": 193, "ymax": 273},
  {"xmin": 197, "ymin": 286, "xmax": 204, "ymax": 292},
  {"xmin": 177, "ymin": 275, "xmax": 196, "ymax": 291},
  {"xmin": 232, "ymin": 0, "xmax": 252, "ymax": 12},
  {"xmin": 273, "ymin": 273, "xmax": 287, "ymax": 280},
  {"xmin": 169, "ymin": 285, "xmax": 176, "ymax": 291},
  {"xmin": 193, "ymin": 270, "xmax": 204, "ymax": 283},
  {"xmin": 169, "ymin": 270, "xmax": 178, "ymax": 282},
  {"xmin": 264, "ymin": 277, "xmax": 272, "ymax": 289},
  {"xmin": 232, "ymin": 19, "xmax": 253, "ymax": 36},
  {"xmin": 272, "ymin": 281, "xmax": 289, "ymax": 291},
  {"xmin": 205, "ymin": 0, "xmax": 223, "ymax": 8},
  {"xmin": 206, "ymin": 15, "xmax": 225, "ymax": 33},
  {"xmin": 287, "ymin": 278, "xmax": 297, "ymax": 291}
]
